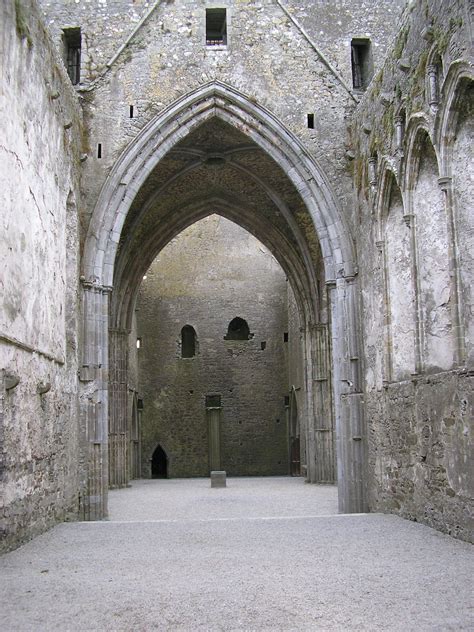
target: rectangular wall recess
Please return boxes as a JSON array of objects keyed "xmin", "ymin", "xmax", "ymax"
[
  {"xmin": 62, "ymin": 27, "xmax": 81, "ymax": 85},
  {"xmin": 351, "ymin": 38, "xmax": 373, "ymax": 90},
  {"xmin": 206, "ymin": 8, "xmax": 227, "ymax": 46}
]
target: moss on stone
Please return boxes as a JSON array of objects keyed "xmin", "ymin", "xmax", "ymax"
[
  {"xmin": 393, "ymin": 25, "xmax": 409, "ymax": 60},
  {"xmin": 15, "ymin": 0, "xmax": 32, "ymax": 48}
]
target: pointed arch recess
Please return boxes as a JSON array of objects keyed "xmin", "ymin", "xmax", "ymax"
[
  {"xmin": 80, "ymin": 81, "xmax": 367, "ymax": 517},
  {"xmin": 83, "ymin": 81, "xmax": 355, "ymax": 288}
]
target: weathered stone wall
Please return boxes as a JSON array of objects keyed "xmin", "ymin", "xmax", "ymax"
[
  {"xmin": 137, "ymin": 215, "xmax": 289, "ymax": 477},
  {"xmin": 353, "ymin": 0, "xmax": 473, "ymax": 542},
  {"xmin": 0, "ymin": 0, "xmax": 83, "ymax": 551}
]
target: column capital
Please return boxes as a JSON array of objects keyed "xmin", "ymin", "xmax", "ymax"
[{"xmin": 438, "ymin": 176, "xmax": 452, "ymax": 191}]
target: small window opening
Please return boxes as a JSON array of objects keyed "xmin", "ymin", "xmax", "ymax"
[
  {"xmin": 62, "ymin": 27, "xmax": 81, "ymax": 85},
  {"xmin": 225, "ymin": 317, "xmax": 250, "ymax": 340},
  {"xmin": 307, "ymin": 113, "xmax": 315, "ymax": 129},
  {"xmin": 284, "ymin": 332, "xmax": 289, "ymax": 342},
  {"xmin": 260, "ymin": 341, "xmax": 266, "ymax": 351},
  {"xmin": 206, "ymin": 8, "xmax": 227, "ymax": 46},
  {"xmin": 181, "ymin": 325, "xmax": 197, "ymax": 358},
  {"xmin": 351, "ymin": 39, "xmax": 373, "ymax": 91},
  {"xmin": 206, "ymin": 394, "xmax": 221, "ymax": 408},
  {"xmin": 137, "ymin": 398, "xmax": 144, "ymax": 411},
  {"xmin": 284, "ymin": 395, "xmax": 290, "ymax": 406},
  {"xmin": 151, "ymin": 444, "xmax": 168, "ymax": 479},
  {"xmin": 136, "ymin": 337, "xmax": 142, "ymax": 349},
  {"xmin": 129, "ymin": 105, "xmax": 134, "ymax": 118},
  {"xmin": 97, "ymin": 143, "xmax": 102, "ymax": 159}
]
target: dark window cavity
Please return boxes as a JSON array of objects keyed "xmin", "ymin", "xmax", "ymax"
[
  {"xmin": 351, "ymin": 39, "xmax": 373, "ymax": 91},
  {"xmin": 97, "ymin": 143, "xmax": 102, "ymax": 159},
  {"xmin": 225, "ymin": 317, "xmax": 250, "ymax": 340},
  {"xmin": 206, "ymin": 394, "xmax": 222, "ymax": 408},
  {"xmin": 206, "ymin": 8, "xmax": 227, "ymax": 46},
  {"xmin": 284, "ymin": 332, "xmax": 289, "ymax": 342},
  {"xmin": 181, "ymin": 325, "xmax": 197, "ymax": 358},
  {"xmin": 62, "ymin": 27, "xmax": 81, "ymax": 85},
  {"xmin": 129, "ymin": 105, "xmax": 134, "ymax": 118},
  {"xmin": 307, "ymin": 113, "xmax": 315, "ymax": 129}
]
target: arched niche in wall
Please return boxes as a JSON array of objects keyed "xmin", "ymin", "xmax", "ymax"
[
  {"xmin": 383, "ymin": 173, "xmax": 415, "ymax": 380},
  {"xmin": 224, "ymin": 317, "xmax": 251, "ymax": 341},
  {"xmin": 151, "ymin": 444, "xmax": 168, "ymax": 479},
  {"xmin": 412, "ymin": 131, "xmax": 453, "ymax": 371},
  {"xmin": 181, "ymin": 325, "xmax": 197, "ymax": 358}
]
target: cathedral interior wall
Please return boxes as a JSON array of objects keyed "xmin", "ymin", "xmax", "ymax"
[
  {"xmin": 0, "ymin": 0, "xmax": 83, "ymax": 551},
  {"xmin": 353, "ymin": 0, "xmax": 473, "ymax": 541},
  {"xmin": 136, "ymin": 215, "xmax": 290, "ymax": 478}
]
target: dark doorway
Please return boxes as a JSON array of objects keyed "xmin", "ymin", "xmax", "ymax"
[{"xmin": 151, "ymin": 445, "xmax": 168, "ymax": 478}]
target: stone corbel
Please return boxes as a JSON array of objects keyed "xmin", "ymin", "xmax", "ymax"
[
  {"xmin": 4, "ymin": 372, "xmax": 20, "ymax": 391},
  {"xmin": 438, "ymin": 176, "xmax": 452, "ymax": 192},
  {"xmin": 37, "ymin": 381, "xmax": 52, "ymax": 395}
]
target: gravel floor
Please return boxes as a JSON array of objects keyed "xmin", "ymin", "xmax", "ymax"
[{"xmin": 1, "ymin": 477, "xmax": 472, "ymax": 631}]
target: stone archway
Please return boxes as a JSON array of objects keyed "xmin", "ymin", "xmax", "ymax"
[{"xmin": 79, "ymin": 81, "xmax": 366, "ymax": 519}]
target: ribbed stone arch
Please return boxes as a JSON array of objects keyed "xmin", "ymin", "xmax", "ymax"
[
  {"xmin": 83, "ymin": 81, "xmax": 355, "ymax": 285},
  {"xmin": 80, "ymin": 81, "xmax": 366, "ymax": 519},
  {"xmin": 112, "ymin": 197, "xmax": 314, "ymax": 333}
]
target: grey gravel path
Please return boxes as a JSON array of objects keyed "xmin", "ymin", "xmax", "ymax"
[{"xmin": 1, "ymin": 477, "xmax": 472, "ymax": 631}]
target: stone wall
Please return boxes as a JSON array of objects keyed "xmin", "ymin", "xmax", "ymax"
[
  {"xmin": 136, "ymin": 215, "xmax": 289, "ymax": 477},
  {"xmin": 0, "ymin": 0, "xmax": 83, "ymax": 551},
  {"xmin": 353, "ymin": 0, "xmax": 473, "ymax": 542}
]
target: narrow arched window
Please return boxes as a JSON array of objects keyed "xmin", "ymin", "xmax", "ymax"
[
  {"xmin": 224, "ymin": 317, "xmax": 250, "ymax": 340},
  {"xmin": 181, "ymin": 325, "xmax": 197, "ymax": 358}
]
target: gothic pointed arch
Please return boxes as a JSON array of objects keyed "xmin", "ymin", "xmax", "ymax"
[
  {"xmin": 79, "ymin": 81, "xmax": 367, "ymax": 518},
  {"xmin": 82, "ymin": 81, "xmax": 355, "ymax": 287}
]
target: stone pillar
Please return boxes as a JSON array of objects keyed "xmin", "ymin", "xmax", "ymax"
[
  {"xmin": 108, "ymin": 328, "xmax": 129, "ymax": 488},
  {"xmin": 311, "ymin": 323, "xmax": 336, "ymax": 483},
  {"xmin": 394, "ymin": 116, "xmax": 404, "ymax": 152},
  {"xmin": 376, "ymin": 239, "xmax": 392, "ymax": 384},
  {"xmin": 207, "ymin": 404, "xmax": 222, "ymax": 472},
  {"xmin": 328, "ymin": 277, "xmax": 368, "ymax": 514},
  {"xmin": 79, "ymin": 281, "xmax": 110, "ymax": 521},
  {"xmin": 403, "ymin": 210, "xmax": 423, "ymax": 374},
  {"xmin": 427, "ymin": 64, "xmax": 439, "ymax": 111},
  {"xmin": 438, "ymin": 176, "xmax": 465, "ymax": 365}
]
